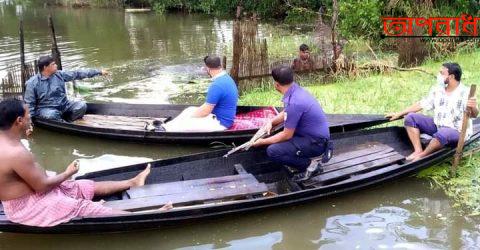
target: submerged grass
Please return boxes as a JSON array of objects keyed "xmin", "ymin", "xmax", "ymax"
[
  {"xmin": 240, "ymin": 49, "xmax": 480, "ymax": 215},
  {"xmin": 417, "ymin": 143, "xmax": 480, "ymax": 215}
]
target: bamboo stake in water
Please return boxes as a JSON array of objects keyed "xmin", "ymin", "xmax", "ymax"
[
  {"xmin": 452, "ymin": 84, "xmax": 476, "ymax": 175},
  {"xmin": 19, "ymin": 19, "xmax": 27, "ymax": 93}
]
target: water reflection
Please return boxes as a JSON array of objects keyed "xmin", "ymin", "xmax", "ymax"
[
  {"xmin": 0, "ymin": 2, "xmax": 239, "ymax": 103},
  {"xmin": 25, "ymin": 127, "xmax": 206, "ymax": 173},
  {"xmin": 177, "ymin": 232, "xmax": 283, "ymax": 250},
  {"xmin": 318, "ymin": 206, "xmax": 437, "ymax": 249}
]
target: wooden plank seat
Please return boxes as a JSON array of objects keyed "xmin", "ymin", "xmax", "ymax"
[
  {"xmin": 302, "ymin": 149, "xmax": 405, "ymax": 187},
  {"xmin": 283, "ymin": 143, "xmax": 395, "ymax": 176},
  {"xmin": 127, "ymin": 174, "xmax": 258, "ymax": 199},
  {"xmin": 323, "ymin": 164, "xmax": 403, "ymax": 188},
  {"xmin": 73, "ymin": 114, "xmax": 169, "ymax": 131},
  {"xmin": 104, "ymin": 174, "xmax": 268, "ymax": 211},
  {"xmin": 234, "ymin": 164, "xmax": 249, "ymax": 175},
  {"xmin": 318, "ymin": 143, "xmax": 393, "ymax": 167},
  {"xmin": 321, "ymin": 149, "xmax": 396, "ymax": 173}
]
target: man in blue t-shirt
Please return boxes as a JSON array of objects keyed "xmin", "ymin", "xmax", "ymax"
[
  {"xmin": 253, "ymin": 66, "xmax": 330, "ymax": 181},
  {"xmin": 163, "ymin": 56, "xmax": 238, "ymax": 132}
]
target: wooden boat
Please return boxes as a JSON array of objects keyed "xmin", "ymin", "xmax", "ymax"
[
  {"xmin": 1, "ymin": 121, "xmax": 479, "ymax": 233},
  {"xmin": 125, "ymin": 8, "xmax": 152, "ymax": 13},
  {"xmin": 33, "ymin": 103, "xmax": 389, "ymax": 144}
]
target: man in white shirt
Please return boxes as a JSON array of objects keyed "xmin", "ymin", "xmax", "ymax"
[{"xmin": 386, "ymin": 62, "xmax": 478, "ymax": 161}]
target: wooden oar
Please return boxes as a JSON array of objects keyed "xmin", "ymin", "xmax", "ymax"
[
  {"xmin": 223, "ymin": 124, "xmax": 270, "ymax": 158},
  {"xmin": 223, "ymin": 123, "xmax": 282, "ymax": 158},
  {"xmin": 451, "ymin": 84, "xmax": 476, "ymax": 175}
]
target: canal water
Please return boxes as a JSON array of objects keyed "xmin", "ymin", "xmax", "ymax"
[{"xmin": 1, "ymin": 1, "xmax": 480, "ymax": 249}]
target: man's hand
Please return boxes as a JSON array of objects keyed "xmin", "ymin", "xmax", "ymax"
[
  {"xmin": 263, "ymin": 120, "xmax": 273, "ymax": 135},
  {"xmin": 252, "ymin": 138, "xmax": 266, "ymax": 147},
  {"xmin": 385, "ymin": 112, "xmax": 403, "ymax": 121},
  {"xmin": 467, "ymin": 97, "xmax": 477, "ymax": 110},
  {"xmin": 467, "ymin": 97, "xmax": 478, "ymax": 117},
  {"xmin": 65, "ymin": 160, "xmax": 80, "ymax": 176},
  {"xmin": 101, "ymin": 69, "xmax": 110, "ymax": 76},
  {"xmin": 26, "ymin": 125, "xmax": 34, "ymax": 138}
]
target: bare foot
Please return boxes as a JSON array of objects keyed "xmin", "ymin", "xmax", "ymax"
[
  {"xmin": 130, "ymin": 164, "xmax": 151, "ymax": 187},
  {"xmin": 159, "ymin": 201, "xmax": 173, "ymax": 211},
  {"xmin": 406, "ymin": 151, "xmax": 422, "ymax": 161},
  {"xmin": 411, "ymin": 154, "xmax": 425, "ymax": 162}
]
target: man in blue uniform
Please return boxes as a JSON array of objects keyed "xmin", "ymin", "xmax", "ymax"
[
  {"xmin": 24, "ymin": 55, "xmax": 108, "ymax": 122},
  {"xmin": 253, "ymin": 66, "xmax": 330, "ymax": 181}
]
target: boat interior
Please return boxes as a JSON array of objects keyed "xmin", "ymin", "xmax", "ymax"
[
  {"xmin": 72, "ymin": 106, "xmax": 278, "ymax": 132},
  {"xmin": 83, "ymin": 127, "xmax": 413, "ymax": 212}
]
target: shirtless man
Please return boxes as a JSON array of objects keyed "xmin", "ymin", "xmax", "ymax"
[
  {"xmin": 0, "ymin": 98, "xmax": 172, "ymax": 227},
  {"xmin": 291, "ymin": 44, "xmax": 315, "ymax": 72}
]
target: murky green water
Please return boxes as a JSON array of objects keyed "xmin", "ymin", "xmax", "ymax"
[
  {"xmin": 0, "ymin": 0, "xmax": 238, "ymax": 104},
  {"xmin": 1, "ymin": 1, "xmax": 480, "ymax": 249}
]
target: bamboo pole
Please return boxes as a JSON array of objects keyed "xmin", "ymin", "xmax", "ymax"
[
  {"xmin": 34, "ymin": 60, "xmax": 38, "ymax": 74},
  {"xmin": 48, "ymin": 14, "xmax": 78, "ymax": 97},
  {"xmin": 48, "ymin": 15, "xmax": 62, "ymax": 70},
  {"xmin": 331, "ymin": 0, "xmax": 339, "ymax": 73},
  {"xmin": 230, "ymin": 19, "xmax": 241, "ymax": 84},
  {"xmin": 452, "ymin": 84, "xmax": 477, "ymax": 175},
  {"xmin": 19, "ymin": 19, "xmax": 27, "ymax": 93}
]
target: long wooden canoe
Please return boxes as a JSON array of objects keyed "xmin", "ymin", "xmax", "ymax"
[
  {"xmin": 33, "ymin": 103, "xmax": 389, "ymax": 144},
  {"xmin": 125, "ymin": 8, "xmax": 152, "ymax": 13},
  {"xmin": 1, "ymin": 120, "xmax": 478, "ymax": 233}
]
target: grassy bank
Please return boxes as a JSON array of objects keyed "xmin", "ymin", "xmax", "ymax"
[
  {"xmin": 240, "ymin": 50, "xmax": 480, "ymax": 114},
  {"xmin": 240, "ymin": 49, "xmax": 480, "ymax": 215}
]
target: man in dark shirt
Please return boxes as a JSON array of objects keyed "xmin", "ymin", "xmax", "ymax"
[
  {"xmin": 253, "ymin": 66, "xmax": 330, "ymax": 181},
  {"xmin": 24, "ymin": 55, "xmax": 108, "ymax": 122}
]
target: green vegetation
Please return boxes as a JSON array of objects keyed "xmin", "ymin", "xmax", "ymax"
[
  {"xmin": 337, "ymin": 0, "xmax": 383, "ymax": 40},
  {"xmin": 264, "ymin": 31, "xmax": 319, "ymax": 60},
  {"xmin": 143, "ymin": 0, "xmax": 479, "ymax": 39},
  {"xmin": 24, "ymin": 0, "xmax": 480, "ymax": 40},
  {"xmin": 417, "ymin": 147, "xmax": 480, "ymax": 215},
  {"xmin": 240, "ymin": 47, "xmax": 480, "ymax": 112},
  {"xmin": 17, "ymin": 0, "xmax": 124, "ymax": 8}
]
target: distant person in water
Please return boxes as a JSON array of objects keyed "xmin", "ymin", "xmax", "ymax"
[
  {"xmin": 24, "ymin": 55, "xmax": 109, "ymax": 122},
  {"xmin": 162, "ymin": 55, "xmax": 239, "ymax": 132},
  {"xmin": 0, "ymin": 98, "xmax": 172, "ymax": 227},
  {"xmin": 291, "ymin": 44, "xmax": 315, "ymax": 72},
  {"xmin": 386, "ymin": 62, "xmax": 478, "ymax": 162}
]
